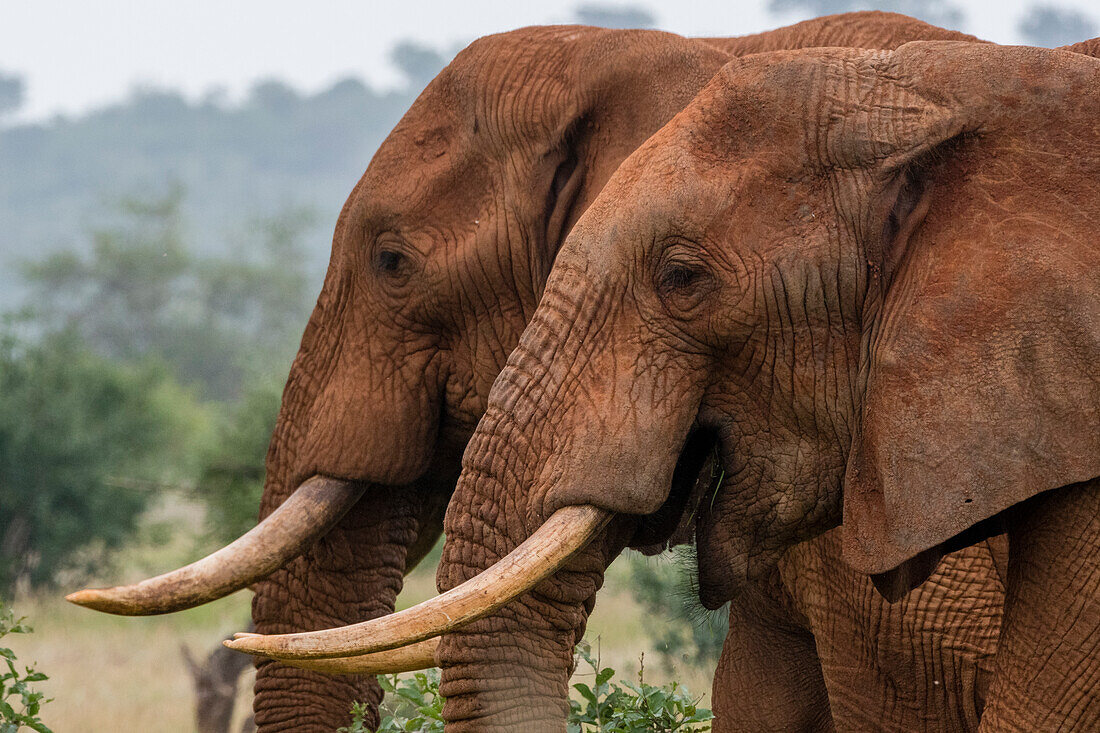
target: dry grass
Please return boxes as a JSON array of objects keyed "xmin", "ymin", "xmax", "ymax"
[
  {"xmin": 6, "ymin": 498, "xmax": 712, "ymax": 731},
  {"xmin": 7, "ymin": 593, "xmax": 254, "ymax": 733}
]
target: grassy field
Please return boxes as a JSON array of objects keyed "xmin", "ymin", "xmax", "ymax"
[{"xmin": 5, "ymin": 498, "xmax": 714, "ymax": 732}]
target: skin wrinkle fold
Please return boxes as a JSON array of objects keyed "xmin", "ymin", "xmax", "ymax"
[
  {"xmin": 426, "ymin": 39, "xmax": 1098, "ymax": 731},
  {"xmin": 187, "ymin": 16, "xmax": 1026, "ymax": 733}
]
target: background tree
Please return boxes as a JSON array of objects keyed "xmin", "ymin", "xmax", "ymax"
[
  {"xmin": 1017, "ymin": 4, "xmax": 1098, "ymax": 46},
  {"xmin": 0, "ymin": 328, "xmax": 201, "ymax": 595},
  {"xmin": 193, "ymin": 378, "xmax": 283, "ymax": 544},
  {"xmin": 573, "ymin": 3, "xmax": 656, "ymax": 28},
  {"xmin": 22, "ymin": 190, "xmax": 315, "ymax": 400},
  {"xmin": 0, "ymin": 71, "xmax": 24, "ymax": 120},
  {"xmin": 390, "ymin": 42, "xmax": 454, "ymax": 91},
  {"xmin": 768, "ymin": 0, "xmax": 965, "ymax": 29}
]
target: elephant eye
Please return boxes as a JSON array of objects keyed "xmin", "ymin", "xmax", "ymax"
[
  {"xmin": 375, "ymin": 248, "xmax": 407, "ymax": 275},
  {"xmin": 655, "ymin": 246, "xmax": 715, "ymax": 316},
  {"xmin": 659, "ymin": 264, "xmax": 701, "ymax": 292}
]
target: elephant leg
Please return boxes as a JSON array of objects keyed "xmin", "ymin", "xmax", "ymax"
[
  {"xmin": 712, "ymin": 572, "xmax": 833, "ymax": 733},
  {"xmin": 251, "ymin": 483, "xmax": 444, "ymax": 733},
  {"xmin": 980, "ymin": 477, "xmax": 1100, "ymax": 732}
]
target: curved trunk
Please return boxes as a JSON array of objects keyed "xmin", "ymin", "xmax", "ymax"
[
  {"xmin": 435, "ymin": 428, "xmax": 631, "ymax": 731},
  {"xmin": 431, "ymin": 275, "xmax": 665, "ymax": 731},
  {"xmin": 252, "ymin": 483, "xmax": 441, "ymax": 731},
  {"xmin": 246, "ymin": 276, "xmax": 443, "ymax": 731}
]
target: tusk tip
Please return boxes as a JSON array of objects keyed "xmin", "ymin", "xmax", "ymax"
[
  {"xmin": 65, "ymin": 588, "xmax": 122, "ymax": 613},
  {"xmin": 65, "ymin": 589, "xmax": 95, "ymax": 605},
  {"xmin": 233, "ymin": 631, "xmax": 261, "ymax": 639},
  {"xmin": 224, "ymin": 637, "xmax": 263, "ymax": 654}
]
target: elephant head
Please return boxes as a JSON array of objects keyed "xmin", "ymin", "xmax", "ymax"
[
  {"xmin": 69, "ymin": 25, "xmax": 733, "ymax": 730},
  {"xmin": 228, "ymin": 41, "xmax": 1100, "ymax": 729},
  {"xmin": 69, "ymin": 16, "xmax": 997, "ymax": 732}
]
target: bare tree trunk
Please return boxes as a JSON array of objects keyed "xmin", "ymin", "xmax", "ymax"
[
  {"xmin": 0, "ymin": 514, "xmax": 31, "ymax": 596},
  {"xmin": 182, "ymin": 623, "xmax": 256, "ymax": 733}
]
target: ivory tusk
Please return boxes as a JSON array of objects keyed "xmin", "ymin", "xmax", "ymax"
[
  {"xmin": 66, "ymin": 476, "xmax": 364, "ymax": 615},
  {"xmin": 277, "ymin": 637, "xmax": 440, "ymax": 675},
  {"xmin": 222, "ymin": 504, "xmax": 612, "ymax": 659}
]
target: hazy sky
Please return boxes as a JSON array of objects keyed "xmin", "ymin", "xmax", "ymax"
[{"xmin": 3, "ymin": 0, "xmax": 1097, "ymax": 122}]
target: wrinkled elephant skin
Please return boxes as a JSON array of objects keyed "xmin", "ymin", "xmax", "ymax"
[{"xmin": 435, "ymin": 41, "xmax": 1100, "ymax": 731}]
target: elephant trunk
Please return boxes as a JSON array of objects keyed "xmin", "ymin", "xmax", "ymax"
[
  {"xmin": 225, "ymin": 263, "xmax": 699, "ymax": 728},
  {"xmin": 433, "ymin": 418, "xmax": 628, "ymax": 732},
  {"xmin": 251, "ymin": 482, "xmax": 434, "ymax": 732}
]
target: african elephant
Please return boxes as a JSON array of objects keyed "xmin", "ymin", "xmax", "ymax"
[
  {"xmin": 73, "ymin": 15, "xmax": 1008, "ymax": 733},
  {"xmin": 228, "ymin": 40, "xmax": 1100, "ymax": 730}
]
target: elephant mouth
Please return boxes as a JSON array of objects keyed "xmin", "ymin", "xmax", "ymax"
[
  {"xmin": 632, "ymin": 427, "xmax": 722, "ymax": 552},
  {"xmin": 222, "ymin": 428, "xmax": 727, "ymax": 664},
  {"xmin": 673, "ymin": 428, "xmax": 724, "ymax": 519}
]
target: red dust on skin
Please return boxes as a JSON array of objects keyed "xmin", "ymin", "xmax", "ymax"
[
  {"xmin": 433, "ymin": 40, "xmax": 1100, "ymax": 731},
  {"xmin": 244, "ymin": 15, "xmax": 1013, "ymax": 733}
]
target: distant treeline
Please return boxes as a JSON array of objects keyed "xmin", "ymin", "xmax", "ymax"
[
  {"xmin": 0, "ymin": 43, "xmax": 454, "ymax": 309},
  {"xmin": 2, "ymin": 2, "xmax": 1094, "ymax": 311}
]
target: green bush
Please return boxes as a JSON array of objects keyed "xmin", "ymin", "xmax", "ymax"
[
  {"xmin": 0, "ymin": 603, "xmax": 52, "ymax": 733},
  {"xmin": 569, "ymin": 642, "xmax": 712, "ymax": 732},
  {"xmin": 345, "ymin": 642, "xmax": 712, "ymax": 733},
  {"xmin": 193, "ymin": 376, "xmax": 283, "ymax": 544},
  {"xmin": 0, "ymin": 328, "xmax": 202, "ymax": 595}
]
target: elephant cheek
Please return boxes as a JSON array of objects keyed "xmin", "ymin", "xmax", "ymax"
[{"xmin": 297, "ymin": 365, "xmax": 441, "ymax": 486}]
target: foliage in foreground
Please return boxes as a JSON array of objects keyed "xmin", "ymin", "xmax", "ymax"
[
  {"xmin": 339, "ymin": 641, "xmax": 712, "ymax": 733},
  {"xmin": 568, "ymin": 643, "xmax": 712, "ymax": 732},
  {"xmin": 0, "ymin": 603, "xmax": 52, "ymax": 733}
]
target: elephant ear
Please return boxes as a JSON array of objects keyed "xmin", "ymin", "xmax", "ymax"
[{"xmin": 832, "ymin": 43, "xmax": 1100, "ymax": 597}]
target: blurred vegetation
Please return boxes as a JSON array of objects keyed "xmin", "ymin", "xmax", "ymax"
[
  {"xmin": 193, "ymin": 377, "xmax": 283, "ymax": 545},
  {"xmin": 0, "ymin": 41, "xmax": 458, "ymax": 312},
  {"xmin": 0, "ymin": 182, "xmax": 319, "ymax": 593},
  {"xmin": 22, "ymin": 189, "xmax": 314, "ymax": 401},
  {"xmin": 0, "ymin": 602, "xmax": 53, "ymax": 733},
  {"xmin": 1018, "ymin": 4, "xmax": 1098, "ymax": 46},
  {"xmin": 628, "ymin": 548, "xmax": 728, "ymax": 673},
  {"xmin": 0, "ymin": 327, "xmax": 202, "ymax": 595},
  {"xmin": 0, "ymin": 72, "xmax": 24, "ymax": 120}
]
